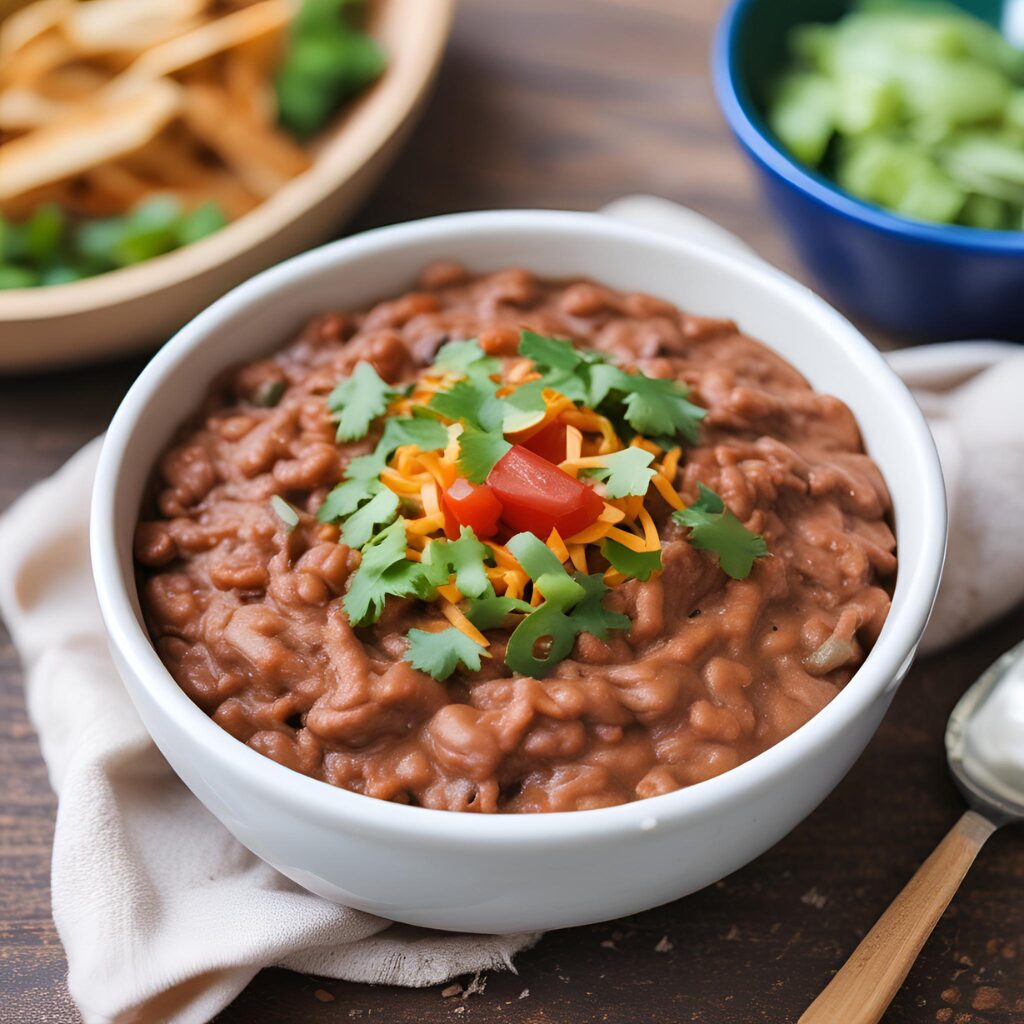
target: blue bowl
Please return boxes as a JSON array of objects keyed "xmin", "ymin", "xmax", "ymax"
[{"xmin": 713, "ymin": 0, "xmax": 1024, "ymax": 340}]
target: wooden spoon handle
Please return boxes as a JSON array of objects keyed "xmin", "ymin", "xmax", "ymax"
[{"xmin": 799, "ymin": 810, "xmax": 997, "ymax": 1024}]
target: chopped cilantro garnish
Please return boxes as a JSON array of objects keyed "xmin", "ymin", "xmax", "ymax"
[
  {"xmin": 270, "ymin": 495, "xmax": 300, "ymax": 531},
  {"xmin": 592, "ymin": 365, "xmax": 706, "ymax": 443},
  {"xmin": 317, "ymin": 476, "xmax": 382, "ymax": 523},
  {"xmin": 518, "ymin": 330, "xmax": 585, "ymax": 370},
  {"xmin": 672, "ymin": 484, "xmax": 769, "ymax": 580},
  {"xmin": 429, "ymin": 377, "xmax": 504, "ymax": 432},
  {"xmin": 422, "ymin": 527, "xmax": 493, "ymax": 599},
  {"xmin": 433, "ymin": 338, "xmax": 501, "ymax": 377},
  {"xmin": 457, "ymin": 425, "xmax": 512, "ymax": 483},
  {"xmin": 584, "ymin": 447, "xmax": 656, "ymax": 498},
  {"xmin": 341, "ymin": 487, "xmax": 398, "ymax": 549},
  {"xmin": 404, "ymin": 627, "xmax": 489, "ymax": 681},
  {"xmin": 343, "ymin": 519, "xmax": 430, "ymax": 626},
  {"xmin": 379, "ymin": 415, "xmax": 449, "ymax": 455},
  {"xmin": 327, "ymin": 361, "xmax": 398, "ymax": 442},
  {"xmin": 517, "ymin": 330, "xmax": 602, "ymax": 404},
  {"xmin": 601, "ymin": 537, "xmax": 662, "ymax": 582}
]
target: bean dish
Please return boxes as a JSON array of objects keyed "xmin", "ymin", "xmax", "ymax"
[{"xmin": 135, "ymin": 264, "xmax": 897, "ymax": 813}]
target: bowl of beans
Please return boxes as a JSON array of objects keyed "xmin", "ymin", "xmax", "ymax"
[
  {"xmin": 91, "ymin": 210, "xmax": 945, "ymax": 932},
  {"xmin": 714, "ymin": 0, "xmax": 1024, "ymax": 340}
]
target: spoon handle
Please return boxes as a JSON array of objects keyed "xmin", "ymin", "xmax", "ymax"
[{"xmin": 798, "ymin": 810, "xmax": 997, "ymax": 1024}]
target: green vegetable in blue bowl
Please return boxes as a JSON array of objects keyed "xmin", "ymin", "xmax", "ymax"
[{"xmin": 765, "ymin": 0, "xmax": 1024, "ymax": 229}]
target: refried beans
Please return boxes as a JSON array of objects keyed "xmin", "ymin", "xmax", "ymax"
[{"xmin": 135, "ymin": 264, "xmax": 897, "ymax": 813}]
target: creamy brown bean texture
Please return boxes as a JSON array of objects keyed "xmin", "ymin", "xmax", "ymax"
[{"xmin": 136, "ymin": 264, "xmax": 896, "ymax": 813}]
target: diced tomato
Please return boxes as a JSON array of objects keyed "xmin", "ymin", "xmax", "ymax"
[
  {"xmin": 442, "ymin": 478, "xmax": 503, "ymax": 539},
  {"xmin": 487, "ymin": 445, "xmax": 604, "ymax": 540},
  {"xmin": 521, "ymin": 419, "xmax": 568, "ymax": 464}
]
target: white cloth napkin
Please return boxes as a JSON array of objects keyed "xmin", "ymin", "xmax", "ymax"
[
  {"xmin": 2, "ymin": 205, "xmax": 1023, "ymax": 1024},
  {"xmin": 0, "ymin": 439, "xmax": 538, "ymax": 1024}
]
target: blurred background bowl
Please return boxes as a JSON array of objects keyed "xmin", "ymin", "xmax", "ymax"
[
  {"xmin": 0, "ymin": 0, "xmax": 455, "ymax": 372},
  {"xmin": 713, "ymin": 0, "xmax": 1024, "ymax": 341}
]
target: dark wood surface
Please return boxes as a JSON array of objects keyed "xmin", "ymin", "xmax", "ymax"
[{"xmin": 1, "ymin": 1, "xmax": 1021, "ymax": 1021}]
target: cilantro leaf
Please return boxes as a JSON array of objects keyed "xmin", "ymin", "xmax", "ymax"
[
  {"xmin": 566, "ymin": 571, "xmax": 631, "ymax": 640},
  {"xmin": 621, "ymin": 375, "xmax": 706, "ymax": 443},
  {"xmin": 517, "ymin": 330, "xmax": 605, "ymax": 404},
  {"xmin": 464, "ymin": 588, "xmax": 532, "ymax": 631},
  {"xmin": 672, "ymin": 483, "xmax": 769, "ymax": 580},
  {"xmin": 519, "ymin": 330, "xmax": 583, "ymax": 370},
  {"xmin": 327, "ymin": 361, "xmax": 398, "ymax": 442},
  {"xmin": 429, "ymin": 377, "xmax": 504, "ymax": 432},
  {"xmin": 270, "ymin": 495, "xmax": 300, "ymax": 531},
  {"xmin": 379, "ymin": 416, "xmax": 448, "ymax": 455},
  {"xmin": 341, "ymin": 487, "xmax": 398, "ymax": 548},
  {"xmin": 593, "ymin": 366, "xmax": 706, "ymax": 443},
  {"xmin": 601, "ymin": 537, "xmax": 663, "ymax": 582},
  {"xmin": 404, "ymin": 627, "xmax": 488, "ymax": 681},
  {"xmin": 343, "ymin": 519, "xmax": 428, "ymax": 626},
  {"xmin": 434, "ymin": 338, "xmax": 500, "ymax": 377},
  {"xmin": 584, "ymin": 447, "xmax": 656, "ymax": 498},
  {"xmin": 317, "ymin": 476, "xmax": 382, "ymax": 523},
  {"xmin": 422, "ymin": 527, "xmax": 493, "ymax": 598},
  {"xmin": 319, "ymin": 417, "xmax": 446, "ymax": 525},
  {"xmin": 457, "ymin": 425, "xmax": 512, "ymax": 483}
]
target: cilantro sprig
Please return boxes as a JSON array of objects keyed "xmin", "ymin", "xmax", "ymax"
[
  {"xmin": 343, "ymin": 519, "xmax": 431, "ymax": 626},
  {"xmin": 584, "ymin": 447, "xmax": 656, "ymax": 498},
  {"xmin": 672, "ymin": 484, "xmax": 769, "ymax": 580},
  {"xmin": 422, "ymin": 528, "xmax": 493, "ymax": 599},
  {"xmin": 457, "ymin": 425, "xmax": 511, "ymax": 483},
  {"xmin": 327, "ymin": 361, "xmax": 398, "ymax": 442},
  {"xmin": 404, "ymin": 627, "xmax": 489, "ymax": 682},
  {"xmin": 590, "ymin": 363, "xmax": 706, "ymax": 443}
]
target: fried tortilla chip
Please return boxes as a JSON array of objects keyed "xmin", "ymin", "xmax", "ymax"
[
  {"xmin": 181, "ymin": 82, "xmax": 309, "ymax": 198},
  {"xmin": 0, "ymin": 78, "xmax": 181, "ymax": 201},
  {"xmin": 125, "ymin": 0, "xmax": 292, "ymax": 80}
]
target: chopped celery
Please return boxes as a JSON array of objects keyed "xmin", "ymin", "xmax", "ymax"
[
  {"xmin": 767, "ymin": 73, "xmax": 836, "ymax": 166},
  {"xmin": 960, "ymin": 193, "xmax": 1009, "ymax": 230},
  {"xmin": 766, "ymin": 0, "xmax": 1024, "ymax": 230}
]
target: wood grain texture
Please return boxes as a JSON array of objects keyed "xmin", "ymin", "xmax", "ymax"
[{"xmin": 0, "ymin": 1, "xmax": 1020, "ymax": 1022}]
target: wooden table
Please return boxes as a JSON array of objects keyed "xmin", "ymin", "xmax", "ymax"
[{"xmin": 2, "ymin": 1, "xmax": 1021, "ymax": 1021}]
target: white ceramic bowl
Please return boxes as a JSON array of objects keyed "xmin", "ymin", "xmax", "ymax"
[{"xmin": 91, "ymin": 211, "xmax": 946, "ymax": 934}]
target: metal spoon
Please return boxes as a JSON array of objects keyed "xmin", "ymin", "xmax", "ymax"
[{"xmin": 799, "ymin": 641, "xmax": 1024, "ymax": 1024}]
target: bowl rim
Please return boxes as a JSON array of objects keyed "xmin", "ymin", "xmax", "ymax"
[
  {"xmin": 0, "ymin": 0, "xmax": 457, "ymax": 322},
  {"xmin": 90, "ymin": 208, "xmax": 947, "ymax": 846},
  {"xmin": 712, "ymin": 0, "xmax": 1024, "ymax": 253}
]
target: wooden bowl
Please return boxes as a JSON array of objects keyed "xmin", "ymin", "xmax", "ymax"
[{"xmin": 0, "ymin": 0, "xmax": 456, "ymax": 371}]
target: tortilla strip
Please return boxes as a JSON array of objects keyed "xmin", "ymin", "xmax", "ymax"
[
  {"xmin": 0, "ymin": 79, "xmax": 181, "ymax": 201},
  {"xmin": 125, "ymin": 0, "xmax": 293, "ymax": 81},
  {"xmin": 0, "ymin": 86, "xmax": 69, "ymax": 131},
  {"xmin": 224, "ymin": 52, "xmax": 277, "ymax": 128},
  {"xmin": 65, "ymin": 0, "xmax": 209, "ymax": 57},
  {"xmin": 0, "ymin": 29, "xmax": 73, "ymax": 89},
  {"xmin": 0, "ymin": 0, "xmax": 71, "ymax": 61},
  {"xmin": 181, "ymin": 83, "xmax": 309, "ymax": 198}
]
